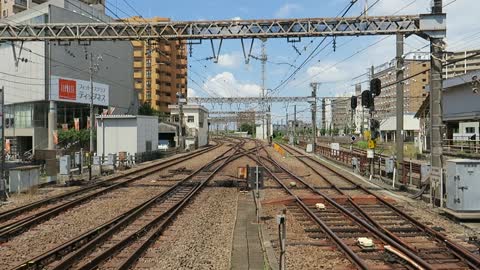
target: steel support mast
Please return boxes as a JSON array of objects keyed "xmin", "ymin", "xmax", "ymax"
[
  {"xmin": 396, "ymin": 33, "xmax": 404, "ymax": 184},
  {"xmin": 430, "ymin": 0, "xmax": 444, "ymax": 205}
]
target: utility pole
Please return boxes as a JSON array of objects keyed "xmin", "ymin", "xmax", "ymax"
[
  {"xmin": 396, "ymin": 33, "xmax": 405, "ymax": 184},
  {"xmin": 89, "ymin": 52, "xmax": 95, "ymax": 156},
  {"xmin": 310, "ymin": 83, "xmax": 319, "ymax": 151},
  {"xmin": 0, "ymin": 87, "xmax": 6, "ymax": 201},
  {"xmin": 293, "ymin": 105, "xmax": 297, "ymax": 145},
  {"xmin": 285, "ymin": 106, "xmax": 289, "ymax": 140},
  {"xmin": 370, "ymin": 66, "xmax": 375, "ymax": 178},
  {"xmin": 430, "ymin": 0, "xmax": 444, "ymax": 205},
  {"xmin": 260, "ymin": 38, "xmax": 268, "ymax": 140},
  {"xmin": 88, "ymin": 52, "xmax": 101, "ymax": 181},
  {"xmin": 177, "ymin": 92, "xmax": 185, "ymax": 150}
]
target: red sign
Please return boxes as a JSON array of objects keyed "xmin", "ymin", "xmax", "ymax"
[{"xmin": 59, "ymin": 79, "xmax": 77, "ymax": 100}]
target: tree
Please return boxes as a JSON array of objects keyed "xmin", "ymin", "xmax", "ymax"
[
  {"xmin": 58, "ymin": 129, "xmax": 93, "ymax": 149},
  {"xmin": 138, "ymin": 103, "xmax": 156, "ymax": 116},
  {"xmin": 240, "ymin": 123, "xmax": 255, "ymax": 135},
  {"xmin": 320, "ymin": 128, "xmax": 326, "ymax": 136}
]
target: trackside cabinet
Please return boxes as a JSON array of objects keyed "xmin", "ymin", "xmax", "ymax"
[{"xmin": 446, "ymin": 159, "xmax": 480, "ymax": 212}]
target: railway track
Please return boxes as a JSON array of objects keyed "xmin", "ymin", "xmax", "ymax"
[
  {"xmin": 11, "ymin": 139, "xmax": 249, "ymax": 270},
  {"xmin": 254, "ymin": 144, "xmax": 480, "ymax": 269},
  {"xmin": 0, "ymin": 140, "xmax": 228, "ymax": 243}
]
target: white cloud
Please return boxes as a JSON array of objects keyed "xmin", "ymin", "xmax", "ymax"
[
  {"xmin": 306, "ymin": 62, "xmax": 351, "ymax": 83},
  {"xmin": 275, "ymin": 3, "xmax": 302, "ymax": 18},
  {"xmin": 203, "ymin": 72, "xmax": 261, "ymax": 97},
  {"xmin": 217, "ymin": 53, "xmax": 243, "ymax": 68},
  {"xmin": 230, "ymin": 16, "xmax": 242, "ymax": 21},
  {"xmin": 187, "ymin": 87, "xmax": 198, "ymax": 98}
]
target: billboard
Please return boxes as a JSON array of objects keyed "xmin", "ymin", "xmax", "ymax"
[{"xmin": 50, "ymin": 76, "xmax": 109, "ymax": 106}]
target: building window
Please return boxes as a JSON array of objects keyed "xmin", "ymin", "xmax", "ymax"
[
  {"xmin": 173, "ymin": 115, "xmax": 179, "ymax": 122},
  {"xmin": 466, "ymin": 127, "xmax": 475, "ymax": 133},
  {"xmin": 187, "ymin": 116, "xmax": 194, "ymax": 123},
  {"xmin": 146, "ymin": 70, "xmax": 151, "ymax": 78},
  {"xmin": 146, "ymin": 80, "xmax": 151, "ymax": 89}
]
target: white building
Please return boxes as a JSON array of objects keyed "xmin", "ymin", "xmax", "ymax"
[
  {"xmin": 379, "ymin": 114, "xmax": 421, "ymax": 143},
  {"xmin": 0, "ymin": 0, "xmax": 136, "ymax": 157},
  {"xmin": 324, "ymin": 98, "xmax": 333, "ymax": 132},
  {"xmin": 96, "ymin": 115, "xmax": 158, "ymax": 156},
  {"xmin": 169, "ymin": 104, "xmax": 209, "ymax": 149},
  {"xmin": 255, "ymin": 121, "xmax": 273, "ymax": 140}
]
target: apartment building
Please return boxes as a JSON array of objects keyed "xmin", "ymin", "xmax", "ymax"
[
  {"xmin": 0, "ymin": 0, "xmax": 104, "ymax": 18},
  {"xmin": 125, "ymin": 17, "xmax": 188, "ymax": 114},
  {"xmin": 372, "ymin": 56, "xmax": 430, "ymax": 120},
  {"xmin": 444, "ymin": 49, "xmax": 480, "ymax": 79},
  {"xmin": 331, "ymin": 96, "xmax": 351, "ymax": 135}
]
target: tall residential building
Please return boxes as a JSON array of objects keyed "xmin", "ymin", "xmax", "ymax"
[
  {"xmin": 330, "ymin": 96, "xmax": 351, "ymax": 135},
  {"xmin": 444, "ymin": 49, "xmax": 480, "ymax": 79},
  {"xmin": 372, "ymin": 55, "xmax": 430, "ymax": 120},
  {"xmin": 1, "ymin": 0, "xmax": 105, "ymax": 18},
  {"xmin": 125, "ymin": 17, "xmax": 188, "ymax": 114}
]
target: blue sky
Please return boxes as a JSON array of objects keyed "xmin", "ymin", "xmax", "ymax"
[{"xmin": 108, "ymin": 0, "xmax": 480, "ymax": 123}]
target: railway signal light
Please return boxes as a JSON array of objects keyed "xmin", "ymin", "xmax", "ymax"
[
  {"xmin": 361, "ymin": 90, "xmax": 372, "ymax": 108},
  {"xmin": 370, "ymin": 78, "xmax": 382, "ymax": 97},
  {"xmin": 350, "ymin": 96, "xmax": 357, "ymax": 110},
  {"xmin": 370, "ymin": 119, "xmax": 380, "ymax": 140}
]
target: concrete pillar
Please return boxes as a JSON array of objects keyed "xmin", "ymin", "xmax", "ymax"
[{"xmin": 48, "ymin": 101, "xmax": 57, "ymax": 150}]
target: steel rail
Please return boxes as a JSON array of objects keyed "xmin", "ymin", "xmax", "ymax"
[
  {"xmin": 115, "ymin": 141, "xmax": 255, "ymax": 270},
  {"xmin": 282, "ymin": 143, "xmax": 480, "ymax": 269},
  {"xmin": 0, "ymin": 142, "xmax": 221, "ymax": 223},
  {"xmin": 9, "ymin": 142, "xmax": 238, "ymax": 270},
  {"xmin": 48, "ymin": 140, "xmax": 248, "ymax": 270},
  {"xmin": 0, "ymin": 142, "xmax": 224, "ymax": 242},
  {"xmin": 255, "ymin": 154, "xmax": 434, "ymax": 270}
]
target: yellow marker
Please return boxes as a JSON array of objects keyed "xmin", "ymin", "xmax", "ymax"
[
  {"xmin": 368, "ymin": 139, "xmax": 376, "ymax": 149},
  {"xmin": 364, "ymin": 130, "xmax": 371, "ymax": 140}
]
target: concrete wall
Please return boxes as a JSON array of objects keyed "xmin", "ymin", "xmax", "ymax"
[
  {"xmin": 443, "ymin": 84, "xmax": 480, "ymax": 121},
  {"xmin": 97, "ymin": 116, "xmax": 158, "ymax": 156},
  {"xmin": 49, "ymin": 5, "xmax": 136, "ymax": 114},
  {"xmin": 136, "ymin": 116, "xmax": 159, "ymax": 152},
  {"xmin": 97, "ymin": 118, "xmax": 137, "ymax": 156}
]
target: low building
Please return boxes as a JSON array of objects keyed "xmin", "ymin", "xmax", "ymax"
[
  {"xmin": 379, "ymin": 114, "xmax": 421, "ymax": 143},
  {"xmin": 415, "ymin": 70, "xmax": 480, "ymax": 152},
  {"xmin": 169, "ymin": 104, "xmax": 209, "ymax": 149},
  {"xmin": 158, "ymin": 122, "xmax": 178, "ymax": 149},
  {"xmin": 96, "ymin": 115, "xmax": 158, "ymax": 157}
]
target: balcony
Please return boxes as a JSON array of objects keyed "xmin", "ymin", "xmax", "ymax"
[
  {"xmin": 156, "ymin": 65, "xmax": 169, "ymax": 73},
  {"xmin": 159, "ymin": 44, "xmax": 171, "ymax": 53},
  {"xmin": 134, "ymin": 82, "xmax": 143, "ymax": 90},
  {"xmin": 133, "ymin": 62, "xmax": 143, "ymax": 69},
  {"xmin": 155, "ymin": 54, "xmax": 170, "ymax": 63},
  {"xmin": 133, "ymin": 50, "xmax": 143, "ymax": 58},
  {"xmin": 134, "ymin": 72, "xmax": 143, "ymax": 79},
  {"xmin": 13, "ymin": 0, "xmax": 28, "ymax": 12},
  {"xmin": 177, "ymin": 58, "xmax": 187, "ymax": 65}
]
